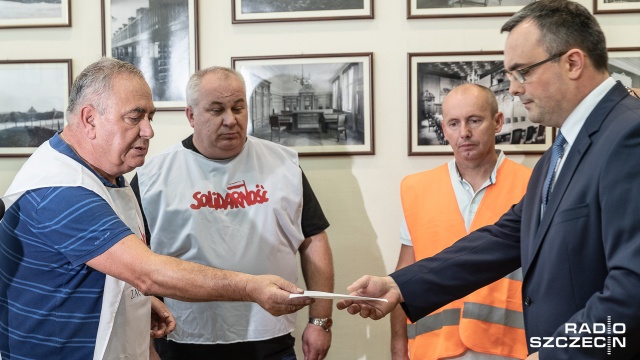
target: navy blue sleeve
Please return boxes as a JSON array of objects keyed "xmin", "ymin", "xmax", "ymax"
[{"xmin": 28, "ymin": 186, "xmax": 133, "ymax": 266}]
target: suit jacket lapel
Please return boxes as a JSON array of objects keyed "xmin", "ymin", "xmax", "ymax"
[
  {"xmin": 531, "ymin": 135, "xmax": 590, "ymax": 250},
  {"xmin": 523, "ymin": 82, "xmax": 629, "ymax": 276}
]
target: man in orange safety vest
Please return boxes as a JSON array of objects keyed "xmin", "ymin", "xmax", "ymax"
[{"xmin": 391, "ymin": 83, "xmax": 532, "ymax": 360}]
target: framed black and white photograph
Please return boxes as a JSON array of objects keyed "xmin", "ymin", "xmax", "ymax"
[
  {"xmin": 232, "ymin": 53, "xmax": 374, "ymax": 156},
  {"xmin": 608, "ymin": 47, "xmax": 640, "ymax": 94},
  {"xmin": 407, "ymin": 0, "xmax": 532, "ymax": 18},
  {"xmin": 232, "ymin": 0, "xmax": 373, "ymax": 23},
  {"xmin": 408, "ymin": 52, "xmax": 553, "ymax": 155},
  {"xmin": 101, "ymin": 0, "xmax": 198, "ymax": 110},
  {"xmin": 0, "ymin": 60, "xmax": 71, "ymax": 157},
  {"xmin": 594, "ymin": 0, "xmax": 640, "ymax": 14},
  {"xmin": 0, "ymin": 0, "xmax": 70, "ymax": 29}
]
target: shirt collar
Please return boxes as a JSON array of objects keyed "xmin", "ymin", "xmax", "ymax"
[
  {"xmin": 558, "ymin": 77, "xmax": 617, "ymax": 147},
  {"xmin": 451, "ymin": 149, "xmax": 505, "ymax": 189}
]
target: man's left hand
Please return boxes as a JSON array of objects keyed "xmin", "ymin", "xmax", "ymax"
[
  {"xmin": 150, "ymin": 297, "xmax": 176, "ymax": 338},
  {"xmin": 302, "ymin": 323, "xmax": 332, "ymax": 360}
]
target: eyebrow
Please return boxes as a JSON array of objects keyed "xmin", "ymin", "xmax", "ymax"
[
  {"xmin": 504, "ymin": 61, "xmax": 525, "ymax": 72},
  {"xmin": 125, "ymin": 107, "xmax": 156, "ymax": 116},
  {"xmin": 206, "ymin": 99, "xmax": 246, "ymax": 107},
  {"xmin": 446, "ymin": 114, "xmax": 485, "ymax": 121}
]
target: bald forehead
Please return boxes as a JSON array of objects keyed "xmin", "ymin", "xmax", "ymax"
[
  {"xmin": 114, "ymin": 72, "xmax": 150, "ymax": 88},
  {"xmin": 444, "ymin": 85, "xmax": 482, "ymax": 107},
  {"xmin": 197, "ymin": 72, "xmax": 247, "ymax": 108},
  {"xmin": 203, "ymin": 70, "xmax": 244, "ymax": 88},
  {"xmin": 110, "ymin": 73, "xmax": 155, "ymax": 113},
  {"xmin": 200, "ymin": 72, "xmax": 244, "ymax": 97},
  {"xmin": 443, "ymin": 85, "xmax": 496, "ymax": 116}
]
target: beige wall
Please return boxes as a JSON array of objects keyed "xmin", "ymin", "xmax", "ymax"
[{"xmin": 1, "ymin": 1, "xmax": 638, "ymax": 359}]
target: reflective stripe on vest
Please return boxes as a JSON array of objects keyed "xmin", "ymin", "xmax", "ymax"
[
  {"xmin": 504, "ymin": 268, "xmax": 523, "ymax": 282},
  {"xmin": 462, "ymin": 303, "xmax": 525, "ymax": 330},
  {"xmin": 408, "ymin": 302, "xmax": 525, "ymax": 339},
  {"xmin": 407, "ymin": 309, "xmax": 461, "ymax": 339}
]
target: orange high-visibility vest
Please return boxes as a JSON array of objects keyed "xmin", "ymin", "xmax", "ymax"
[{"xmin": 400, "ymin": 158, "xmax": 531, "ymax": 360}]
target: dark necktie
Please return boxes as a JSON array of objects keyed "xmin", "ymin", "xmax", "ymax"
[{"xmin": 542, "ymin": 131, "xmax": 566, "ymax": 210}]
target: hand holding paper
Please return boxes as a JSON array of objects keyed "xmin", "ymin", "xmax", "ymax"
[
  {"xmin": 289, "ymin": 290, "xmax": 388, "ymax": 302},
  {"xmin": 335, "ymin": 275, "xmax": 403, "ymax": 320}
]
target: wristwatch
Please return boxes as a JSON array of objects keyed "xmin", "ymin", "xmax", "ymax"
[{"xmin": 309, "ymin": 317, "xmax": 333, "ymax": 332}]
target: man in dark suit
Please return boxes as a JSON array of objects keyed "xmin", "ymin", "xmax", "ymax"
[{"xmin": 337, "ymin": 1, "xmax": 640, "ymax": 359}]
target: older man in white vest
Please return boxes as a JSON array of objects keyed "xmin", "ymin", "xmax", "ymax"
[{"xmin": 0, "ymin": 58, "xmax": 313, "ymax": 360}]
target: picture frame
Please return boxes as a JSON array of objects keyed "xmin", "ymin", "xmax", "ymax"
[
  {"xmin": 101, "ymin": 0, "xmax": 198, "ymax": 110},
  {"xmin": 593, "ymin": 0, "xmax": 640, "ymax": 14},
  {"xmin": 232, "ymin": 0, "xmax": 373, "ymax": 23},
  {"xmin": 0, "ymin": 59, "xmax": 71, "ymax": 157},
  {"xmin": 232, "ymin": 53, "xmax": 374, "ymax": 156},
  {"xmin": 408, "ymin": 52, "xmax": 553, "ymax": 155},
  {"xmin": 0, "ymin": 0, "xmax": 71, "ymax": 29},
  {"xmin": 608, "ymin": 47, "xmax": 640, "ymax": 94},
  {"xmin": 407, "ymin": 0, "xmax": 533, "ymax": 19}
]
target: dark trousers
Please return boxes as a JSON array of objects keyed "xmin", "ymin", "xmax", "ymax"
[{"xmin": 155, "ymin": 333, "xmax": 296, "ymax": 360}]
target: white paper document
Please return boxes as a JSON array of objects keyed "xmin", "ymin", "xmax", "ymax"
[{"xmin": 289, "ymin": 290, "xmax": 388, "ymax": 302}]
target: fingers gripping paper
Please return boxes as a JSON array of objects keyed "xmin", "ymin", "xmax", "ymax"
[{"xmin": 289, "ymin": 290, "xmax": 388, "ymax": 302}]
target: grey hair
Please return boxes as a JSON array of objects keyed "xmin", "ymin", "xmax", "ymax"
[
  {"xmin": 501, "ymin": 0, "xmax": 608, "ymax": 71},
  {"xmin": 185, "ymin": 66, "xmax": 246, "ymax": 108},
  {"xmin": 66, "ymin": 58, "xmax": 146, "ymax": 118}
]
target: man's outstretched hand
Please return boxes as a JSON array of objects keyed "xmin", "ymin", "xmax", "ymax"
[
  {"xmin": 248, "ymin": 274, "xmax": 315, "ymax": 316},
  {"xmin": 336, "ymin": 275, "xmax": 403, "ymax": 320}
]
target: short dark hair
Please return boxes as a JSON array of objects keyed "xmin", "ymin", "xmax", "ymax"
[{"xmin": 501, "ymin": 0, "xmax": 608, "ymax": 71}]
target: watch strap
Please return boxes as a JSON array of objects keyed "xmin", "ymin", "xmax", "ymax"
[{"xmin": 308, "ymin": 317, "xmax": 332, "ymax": 331}]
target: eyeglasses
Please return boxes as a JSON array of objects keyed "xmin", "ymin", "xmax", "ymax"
[{"xmin": 504, "ymin": 50, "xmax": 569, "ymax": 84}]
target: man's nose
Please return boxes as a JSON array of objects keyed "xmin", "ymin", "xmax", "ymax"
[
  {"xmin": 509, "ymin": 79, "xmax": 524, "ymax": 97},
  {"xmin": 222, "ymin": 109, "xmax": 237, "ymax": 126},
  {"xmin": 460, "ymin": 122, "xmax": 472, "ymax": 137},
  {"xmin": 140, "ymin": 118, "xmax": 154, "ymax": 139}
]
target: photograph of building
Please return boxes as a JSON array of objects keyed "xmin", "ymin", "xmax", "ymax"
[
  {"xmin": 239, "ymin": 61, "xmax": 367, "ymax": 147},
  {"xmin": 416, "ymin": 0, "xmax": 532, "ymax": 8},
  {"xmin": 109, "ymin": 0, "xmax": 190, "ymax": 103},
  {"xmin": 0, "ymin": 0, "xmax": 62, "ymax": 20},
  {"xmin": 0, "ymin": 64, "xmax": 66, "ymax": 148},
  {"xmin": 416, "ymin": 60, "xmax": 546, "ymax": 146},
  {"xmin": 240, "ymin": 0, "xmax": 364, "ymax": 13},
  {"xmin": 609, "ymin": 56, "xmax": 640, "ymax": 89}
]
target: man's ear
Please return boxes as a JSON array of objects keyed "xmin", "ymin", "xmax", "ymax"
[
  {"xmin": 566, "ymin": 49, "xmax": 586, "ymax": 81},
  {"xmin": 79, "ymin": 105, "xmax": 98, "ymax": 139},
  {"xmin": 494, "ymin": 112, "xmax": 504, "ymax": 134},
  {"xmin": 186, "ymin": 106, "xmax": 196, "ymax": 129}
]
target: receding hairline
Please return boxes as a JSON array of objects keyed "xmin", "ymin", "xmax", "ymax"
[
  {"xmin": 186, "ymin": 66, "xmax": 246, "ymax": 108},
  {"xmin": 94, "ymin": 72, "xmax": 155, "ymax": 113},
  {"xmin": 443, "ymin": 84, "xmax": 499, "ymax": 117},
  {"xmin": 66, "ymin": 58, "xmax": 147, "ymax": 119}
]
